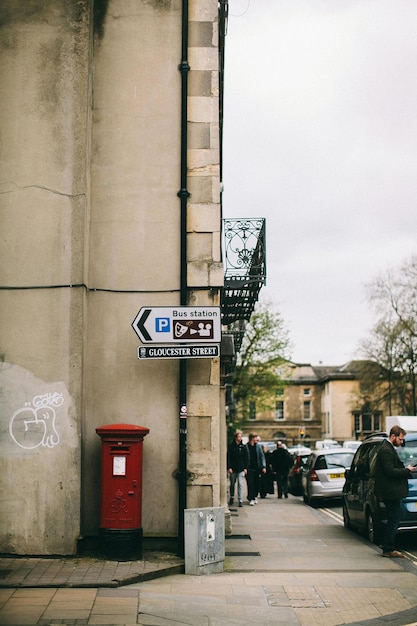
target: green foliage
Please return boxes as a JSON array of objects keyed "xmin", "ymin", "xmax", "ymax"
[{"xmin": 232, "ymin": 300, "xmax": 292, "ymax": 417}]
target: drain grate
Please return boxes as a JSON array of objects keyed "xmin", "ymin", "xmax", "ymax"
[{"xmin": 226, "ymin": 552, "xmax": 261, "ymax": 556}]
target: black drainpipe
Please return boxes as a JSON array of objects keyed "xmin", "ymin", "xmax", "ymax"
[{"xmin": 177, "ymin": 0, "xmax": 190, "ymax": 558}]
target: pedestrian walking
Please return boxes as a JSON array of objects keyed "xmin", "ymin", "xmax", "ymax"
[
  {"xmin": 259, "ymin": 444, "xmax": 275, "ymax": 498},
  {"xmin": 246, "ymin": 432, "xmax": 266, "ymax": 505},
  {"xmin": 227, "ymin": 430, "xmax": 249, "ymax": 507},
  {"xmin": 373, "ymin": 425, "xmax": 416, "ymax": 557},
  {"xmin": 271, "ymin": 440, "xmax": 293, "ymax": 498}
]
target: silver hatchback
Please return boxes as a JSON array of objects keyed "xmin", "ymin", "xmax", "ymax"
[{"xmin": 302, "ymin": 448, "xmax": 355, "ymax": 507}]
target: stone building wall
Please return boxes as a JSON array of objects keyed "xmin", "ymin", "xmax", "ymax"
[{"xmin": 0, "ymin": 0, "xmax": 224, "ymax": 555}]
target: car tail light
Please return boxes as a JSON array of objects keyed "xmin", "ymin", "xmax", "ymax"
[
  {"xmin": 309, "ymin": 469, "xmax": 319, "ymax": 481},
  {"xmin": 293, "ymin": 456, "xmax": 302, "ymax": 474}
]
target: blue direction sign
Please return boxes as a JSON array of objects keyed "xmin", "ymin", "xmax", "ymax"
[{"xmin": 131, "ymin": 306, "xmax": 221, "ymax": 344}]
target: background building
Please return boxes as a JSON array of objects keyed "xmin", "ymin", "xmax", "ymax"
[{"xmin": 237, "ymin": 361, "xmax": 398, "ymax": 447}]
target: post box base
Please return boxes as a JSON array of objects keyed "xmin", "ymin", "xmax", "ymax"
[{"xmin": 99, "ymin": 528, "xmax": 143, "ymax": 561}]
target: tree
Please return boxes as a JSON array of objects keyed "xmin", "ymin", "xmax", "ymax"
[
  {"xmin": 360, "ymin": 255, "xmax": 417, "ymax": 414},
  {"xmin": 230, "ymin": 300, "xmax": 292, "ymax": 425}
]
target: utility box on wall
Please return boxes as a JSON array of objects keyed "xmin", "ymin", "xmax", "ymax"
[
  {"xmin": 184, "ymin": 507, "xmax": 225, "ymax": 575},
  {"xmin": 96, "ymin": 423, "xmax": 149, "ymax": 561}
]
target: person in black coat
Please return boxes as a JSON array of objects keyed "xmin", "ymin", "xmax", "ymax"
[
  {"xmin": 374, "ymin": 425, "xmax": 415, "ymax": 557},
  {"xmin": 246, "ymin": 433, "xmax": 266, "ymax": 505},
  {"xmin": 259, "ymin": 444, "xmax": 275, "ymax": 498},
  {"xmin": 227, "ymin": 430, "xmax": 249, "ymax": 507},
  {"xmin": 271, "ymin": 441, "xmax": 293, "ymax": 499}
]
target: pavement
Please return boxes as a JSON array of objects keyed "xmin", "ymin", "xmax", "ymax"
[{"xmin": 2, "ymin": 494, "xmax": 417, "ymax": 625}]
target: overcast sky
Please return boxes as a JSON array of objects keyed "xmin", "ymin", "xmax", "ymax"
[{"xmin": 222, "ymin": 0, "xmax": 417, "ymax": 365}]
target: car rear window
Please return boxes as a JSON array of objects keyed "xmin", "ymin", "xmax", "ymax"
[{"xmin": 315, "ymin": 452, "xmax": 354, "ymax": 470}]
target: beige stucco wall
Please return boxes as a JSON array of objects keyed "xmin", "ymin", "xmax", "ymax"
[
  {"xmin": 0, "ymin": 0, "xmax": 224, "ymax": 554},
  {"xmin": 321, "ymin": 379, "xmax": 358, "ymax": 441},
  {"xmin": 0, "ymin": 0, "xmax": 89, "ymax": 554},
  {"xmin": 83, "ymin": 0, "xmax": 184, "ymax": 538},
  {"xmin": 0, "ymin": 363, "xmax": 80, "ymax": 554},
  {"xmin": 83, "ymin": 0, "xmax": 223, "ymax": 538}
]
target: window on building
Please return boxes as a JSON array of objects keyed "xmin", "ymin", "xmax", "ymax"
[
  {"xmin": 303, "ymin": 400, "xmax": 311, "ymax": 420},
  {"xmin": 362, "ymin": 413, "xmax": 372, "ymax": 432},
  {"xmin": 354, "ymin": 413, "xmax": 360, "ymax": 434},
  {"xmin": 249, "ymin": 401, "xmax": 256, "ymax": 421},
  {"xmin": 353, "ymin": 411, "xmax": 382, "ymax": 435},
  {"xmin": 303, "ymin": 388, "xmax": 311, "ymax": 396},
  {"xmin": 275, "ymin": 400, "xmax": 284, "ymax": 420}
]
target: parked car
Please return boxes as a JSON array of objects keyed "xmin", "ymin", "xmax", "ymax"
[
  {"xmin": 315, "ymin": 439, "xmax": 341, "ymax": 449},
  {"xmin": 287, "ymin": 445, "xmax": 312, "ymax": 455},
  {"xmin": 343, "ymin": 440, "xmax": 362, "ymax": 451},
  {"xmin": 261, "ymin": 441, "xmax": 280, "ymax": 453},
  {"xmin": 302, "ymin": 448, "xmax": 355, "ymax": 506},
  {"xmin": 342, "ymin": 432, "xmax": 417, "ymax": 544},
  {"xmin": 288, "ymin": 447, "xmax": 311, "ymax": 496}
]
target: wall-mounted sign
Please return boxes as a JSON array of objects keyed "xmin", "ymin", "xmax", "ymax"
[
  {"xmin": 132, "ymin": 306, "xmax": 221, "ymax": 344},
  {"xmin": 113, "ymin": 456, "xmax": 126, "ymax": 476},
  {"xmin": 137, "ymin": 344, "xmax": 220, "ymax": 360}
]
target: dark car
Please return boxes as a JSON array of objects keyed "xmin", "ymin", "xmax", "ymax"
[
  {"xmin": 288, "ymin": 447, "xmax": 311, "ymax": 496},
  {"xmin": 342, "ymin": 432, "xmax": 417, "ymax": 544}
]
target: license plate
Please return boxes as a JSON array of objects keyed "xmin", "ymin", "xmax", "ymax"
[{"xmin": 329, "ymin": 473, "xmax": 343, "ymax": 479}]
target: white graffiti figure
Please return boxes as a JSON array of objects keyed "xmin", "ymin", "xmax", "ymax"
[{"xmin": 9, "ymin": 392, "xmax": 63, "ymax": 450}]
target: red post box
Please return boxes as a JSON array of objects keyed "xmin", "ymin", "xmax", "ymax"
[{"xmin": 96, "ymin": 423, "xmax": 149, "ymax": 561}]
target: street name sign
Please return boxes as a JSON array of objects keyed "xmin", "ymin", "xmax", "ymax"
[
  {"xmin": 132, "ymin": 306, "xmax": 221, "ymax": 344},
  {"xmin": 137, "ymin": 344, "xmax": 220, "ymax": 360}
]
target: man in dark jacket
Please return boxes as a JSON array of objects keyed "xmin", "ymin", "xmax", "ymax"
[
  {"xmin": 271, "ymin": 441, "xmax": 293, "ymax": 498},
  {"xmin": 246, "ymin": 433, "xmax": 266, "ymax": 505},
  {"xmin": 374, "ymin": 425, "xmax": 415, "ymax": 557},
  {"xmin": 227, "ymin": 430, "xmax": 249, "ymax": 507}
]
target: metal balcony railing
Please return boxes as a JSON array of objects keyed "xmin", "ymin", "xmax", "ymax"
[{"xmin": 222, "ymin": 218, "xmax": 266, "ymax": 337}]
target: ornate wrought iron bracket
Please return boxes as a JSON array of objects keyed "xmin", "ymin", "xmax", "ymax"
[{"xmin": 222, "ymin": 218, "xmax": 266, "ymax": 332}]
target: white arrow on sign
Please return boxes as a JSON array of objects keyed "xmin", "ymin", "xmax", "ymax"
[{"xmin": 131, "ymin": 306, "xmax": 221, "ymax": 344}]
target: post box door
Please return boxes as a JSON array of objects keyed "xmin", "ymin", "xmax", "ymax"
[{"xmin": 100, "ymin": 442, "xmax": 142, "ymax": 529}]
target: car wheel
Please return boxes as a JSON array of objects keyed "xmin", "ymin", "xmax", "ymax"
[
  {"xmin": 306, "ymin": 489, "xmax": 317, "ymax": 508},
  {"xmin": 343, "ymin": 502, "xmax": 352, "ymax": 529},
  {"xmin": 366, "ymin": 509, "xmax": 381, "ymax": 545}
]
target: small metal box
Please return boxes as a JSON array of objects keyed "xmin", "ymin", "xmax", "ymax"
[{"xmin": 184, "ymin": 507, "xmax": 225, "ymax": 575}]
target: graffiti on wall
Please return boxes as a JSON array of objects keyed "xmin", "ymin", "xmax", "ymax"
[{"xmin": 9, "ymin": 392, "xmax": 63, "ymax": 449}]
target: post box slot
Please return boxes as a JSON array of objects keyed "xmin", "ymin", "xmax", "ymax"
[{"xmin": 110, "ymin": 446, "xmax": 130, "ymax": 452}]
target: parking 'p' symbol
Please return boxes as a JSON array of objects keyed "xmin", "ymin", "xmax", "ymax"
[{"xmin": 155, "ymin": 317, "xmax": 170, "ymax": 333}]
